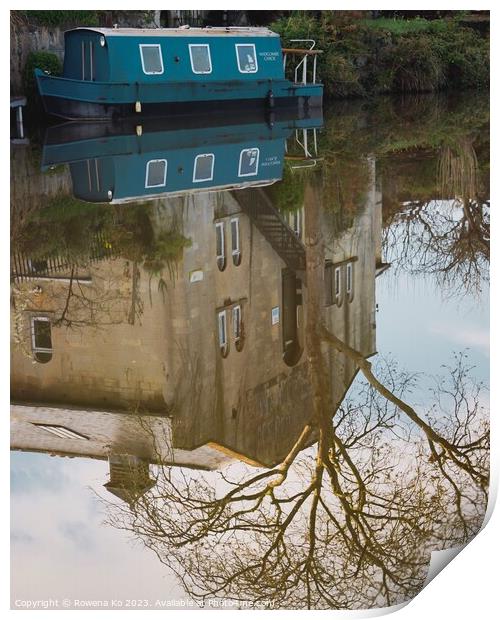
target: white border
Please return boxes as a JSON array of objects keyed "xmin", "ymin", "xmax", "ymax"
[
  {"xmin": 235, "ymin": 43, "xmax": 258, "ymax": 73},
  {"xmin": 230, "ymin": 217, "xmax": 240, "ymax": 256},
  {"xmin": 139, "ymin": 43, "xmax": 164, "ymax": 75},
  {"xmin": 238, "ymin": 148, "xmax": 260, "ymax": 177},
  {"xmin": 145, "ymin": 159, "xmax": 167, "ymax": 188},
  {"xmin": 192, "ymin": 153, "xmax": 215, "ymax": 182},
  {"xmin": 188, "ymin": 43, "xmax": 212, "ymax": 74},
  {"xmin": 30, "ymin": 316, "xmax": 52, "ymax": 354}
]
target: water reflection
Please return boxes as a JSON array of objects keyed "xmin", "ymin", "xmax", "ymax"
[
  {"xmin": 41, "ymin": 110, "xmax": 323, "ymax": 204},
  {"xmin": 10, "ymin": 93, "xmax": 489, "ymax": 610}
]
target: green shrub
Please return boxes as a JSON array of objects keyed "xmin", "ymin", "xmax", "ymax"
[
  {"xmin": 360, "ymin": 17, "xmax": 451, "ymax": 35},
  {"xmin": 23, "ymin": 51, "xmax": 62, "ymax": 99},
  {"xmin": 380, "ymin": 36, "xmax": 446, "ymax": 92},
  {"xmin": 19, "ymin": 11, "xmax": 99, "ymax": 27},
  {"xmin": 269, "ymin": 166, "xmax": 306, "ymax": 213},
  {"xmin": 270, "ymin": 11, "xmax": 489, "ymax": 99}
]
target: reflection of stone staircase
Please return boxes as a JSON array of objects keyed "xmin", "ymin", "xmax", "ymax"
[{"xmin": 234, "ymin": 188, "xmax": 306, "ymax": 273}]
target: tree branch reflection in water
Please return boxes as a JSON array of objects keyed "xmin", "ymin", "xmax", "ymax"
[{"xmin": 103, "ymin": 180, "xmax": 488, "ymax": 610}]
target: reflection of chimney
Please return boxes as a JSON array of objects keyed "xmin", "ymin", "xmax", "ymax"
[{"xmin": 104, "ymin": 455, "xmax": 155, "ymax": 506}]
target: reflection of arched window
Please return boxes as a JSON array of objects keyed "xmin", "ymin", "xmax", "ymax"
[
  {"xmin": 215, "ymin": 222, "xmax": 226, "ymax": 271},
  {"xmin": 31, "ymin": 316, "xmax": 53, "ymax": 363},
  {"xmin": 346, "ymin": 262, "xmax": 354, "ymax": 303},
  {"xmin": 324, "ymin": 260, "xmax": 333, "ymax": 306},
  {"xmin": 232, "ymin": 304, "xmax": 244, "ymax": 351},
  {"xmin": 230, "ymin": 218, "xmax": 241, "ymax": 266},
  {"xmin": 290, "ymin": 210, "xmax": 301, "ymax": 238},
  {"xmin": 218, "ymin": 310, "xmax": 229, "ymax": 357},
  {"xmin": 334, "ymin": 266, "xmax": 343, "ymax": 306}
]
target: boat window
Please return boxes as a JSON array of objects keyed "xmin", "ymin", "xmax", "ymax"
[
  {"xmin": 238, "ymin": 148, "xmax": 260, "ymax": 177},
  {"xmin": 31, "ymin": 317, "xmax": 53, "ymax": 364},
  {"xmin": 193, "ymin": 153, "xmax": 214, "ymax": 182},
  {"xmin": 216, "ymin": 222, "xmax": 226, "ymax": 271},
  {"xmin": 145, "ymin": 159, "xmax": 167, "ymax": 188},
  {"xmin": 230, "ymin": 218, "xmax": 241, "ymax": 266},
  {"xmin": 189, "ymin": 44, "xmax": 212, "ymax": 74},
  {"xmin": 140, "ymin": 44, "xmax": 164, "ymax": 75},
  {"xmin": 218, "ymin": 310, "xmax": 229, "ymax": 357},
  {"xmin": 236, "ymin": 44, "xmax": 258, "ymax": 73}
]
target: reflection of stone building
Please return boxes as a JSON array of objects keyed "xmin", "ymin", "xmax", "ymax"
[{"xmin": 11, "ymin": 166, "xmax": 383, "ymax": 500}]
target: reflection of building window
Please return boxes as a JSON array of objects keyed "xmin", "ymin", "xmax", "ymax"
[
  {"xmin": 346, "ymin": 262, "xmax": 354, "ymax": 302},
  {"xmin": 236, "ymin": 44, "xmax": 258, "ymax": 73},
  {"xmin": 215, "ymin": 222, "xmax": 226, "ymax": 271},
  {"xmin": 193, "ymin": 153, "xmax": 214, "ymax": 183},
  {"xmin": 324, "ymin": 261, "xmax": 334, "ymax": 307},
  {"xmin": 232, "ymin": 304, "xmax": 244, "ymax": 351},
  {"xmin": 334, "ymin": 267, "xmax": 342, "ymax": 305},
  {"xmin": 218, "ymin": 310, "xmax": 229, "ymax": 357},
  {"xmin": 291, "ymin": 210, "xmax": 301, "ymax": 238},
  {"xmin": 31, "ymin": 317, "xmax": 53, "ymax": 363},
  {"xmin": 230, "ymin": 218, "xmax": 241, "ymax": 266},
  {"xmin": 189, "ymin": 44, "xmax": 212, "ymax": 74},
  {"xmin": 33, "ymin": 424, "xmax": 89, "ymax": 440},
  {"xmin": 238, "ymin": 148, "xmax": 259, "ymax": 177},
  {"xmin": 145, "ymin": 159, "xmax": 167, "ymax": 188},
  {"xmin": 140, "ymin": 44, "xmax": 164, "ymax": 75}
]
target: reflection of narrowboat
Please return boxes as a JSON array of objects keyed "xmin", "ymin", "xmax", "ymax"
[
  {"xmin": 42, "ymin": 110, "xmax": 322, "ymax": 204},
  {"xmin": 35, "ymin": 27, "xmax": 323, "ymax": 120}
]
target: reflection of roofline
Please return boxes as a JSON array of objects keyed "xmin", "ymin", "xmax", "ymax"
[
  {"xmin": 375, "ymin": 262, "xmax": 391, "ymax": 277},
  {"xmin": 12, "ymin": 350, "xmax": 380, "ymax": 471},
  {"xmin": 9, "ymin": 446, "xmax": 214, "ymax": 472},
  {"xmin": 10, "ymin": 400, "xmax": 171, "ymax": 418}
]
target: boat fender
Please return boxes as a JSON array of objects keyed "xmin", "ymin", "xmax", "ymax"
[
  {"xmin": 135, "ymin": 101, "xmax": 142, "ymax": 113},
  {"xmin": 136, "ymin": 125, "xmax": 143, "ymax": 136},
  {"xmin": 267, "ymin": 90, "xmax": 275, "ymax": 109}
]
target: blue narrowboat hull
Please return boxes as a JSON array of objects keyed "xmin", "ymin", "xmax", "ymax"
[{"xmin": 35, "ymin": 69, "xmax": 323, "ymax": 120}]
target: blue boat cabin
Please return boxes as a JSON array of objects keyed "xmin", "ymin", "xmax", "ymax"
[{"xmin": 35, "ymin": 27, "xmax": 323, "ymax": 120}]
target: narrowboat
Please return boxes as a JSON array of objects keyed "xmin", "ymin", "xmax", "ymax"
[
  {"xmin": 34, "ymin": 26, "xmax": 323, "ymax": 120},
  {"xmin": 41, "ymin": 110, "xmax": 322, "ymax": 203}
]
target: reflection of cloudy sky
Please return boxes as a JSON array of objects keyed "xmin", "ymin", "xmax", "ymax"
[
  {"xmin": 10, "ymin": 208, "xmax": 489, "ymax": 608},
  {"xmin": 376, "ymin": 269, "xmax": 489, "ymax": 383},
  {"xmin": 11, "ymin": 453, "xmax": 189, "ymax": 607}
]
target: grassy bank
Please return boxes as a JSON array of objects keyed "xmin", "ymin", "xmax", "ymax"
[{"xmin": 271, "ymin": 12, "xmax": 489, "ymax": 98}]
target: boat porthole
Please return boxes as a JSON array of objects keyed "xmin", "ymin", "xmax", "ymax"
[{"xmin": 174, "ymin": 56, "xmax": 180, "ymax": 63}]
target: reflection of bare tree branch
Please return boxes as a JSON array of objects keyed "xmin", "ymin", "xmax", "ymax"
[
  {"xmin": 50, "ymin": 262, "xmax": 132, "ymax": 331},
  {"xmin": 384, "ymin": 198, "xmax": 489, "ymax": 298},
  {"xmin": 104, "ymin": 180, "xmax": 488, "ymax": 610},
  {"xmin": 384, "ymin": 139, "xmax": 489, "ymax": 299}
]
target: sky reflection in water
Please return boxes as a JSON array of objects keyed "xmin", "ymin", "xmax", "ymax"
[{"xmin": 10, "ymin": 92, "xmax": 489, "ymax": 610}]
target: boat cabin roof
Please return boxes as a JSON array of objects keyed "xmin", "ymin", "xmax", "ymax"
[{"xmin": 66, "ymin": 26, "xmax": 278, "ymax": 38}]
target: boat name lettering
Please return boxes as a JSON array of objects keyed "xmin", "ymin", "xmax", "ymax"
[
  {"xmin": 258, "ymin": 51, "xmax": 279, "ymax": 61},
  {"xmin": 261, "ymin": 156, "xmax": 281, "ymax": 167}
]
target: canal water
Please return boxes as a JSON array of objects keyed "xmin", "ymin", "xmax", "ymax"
[{"xmin": 11, "ymin": 92, "xmax": 489, "ymax": 610}]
